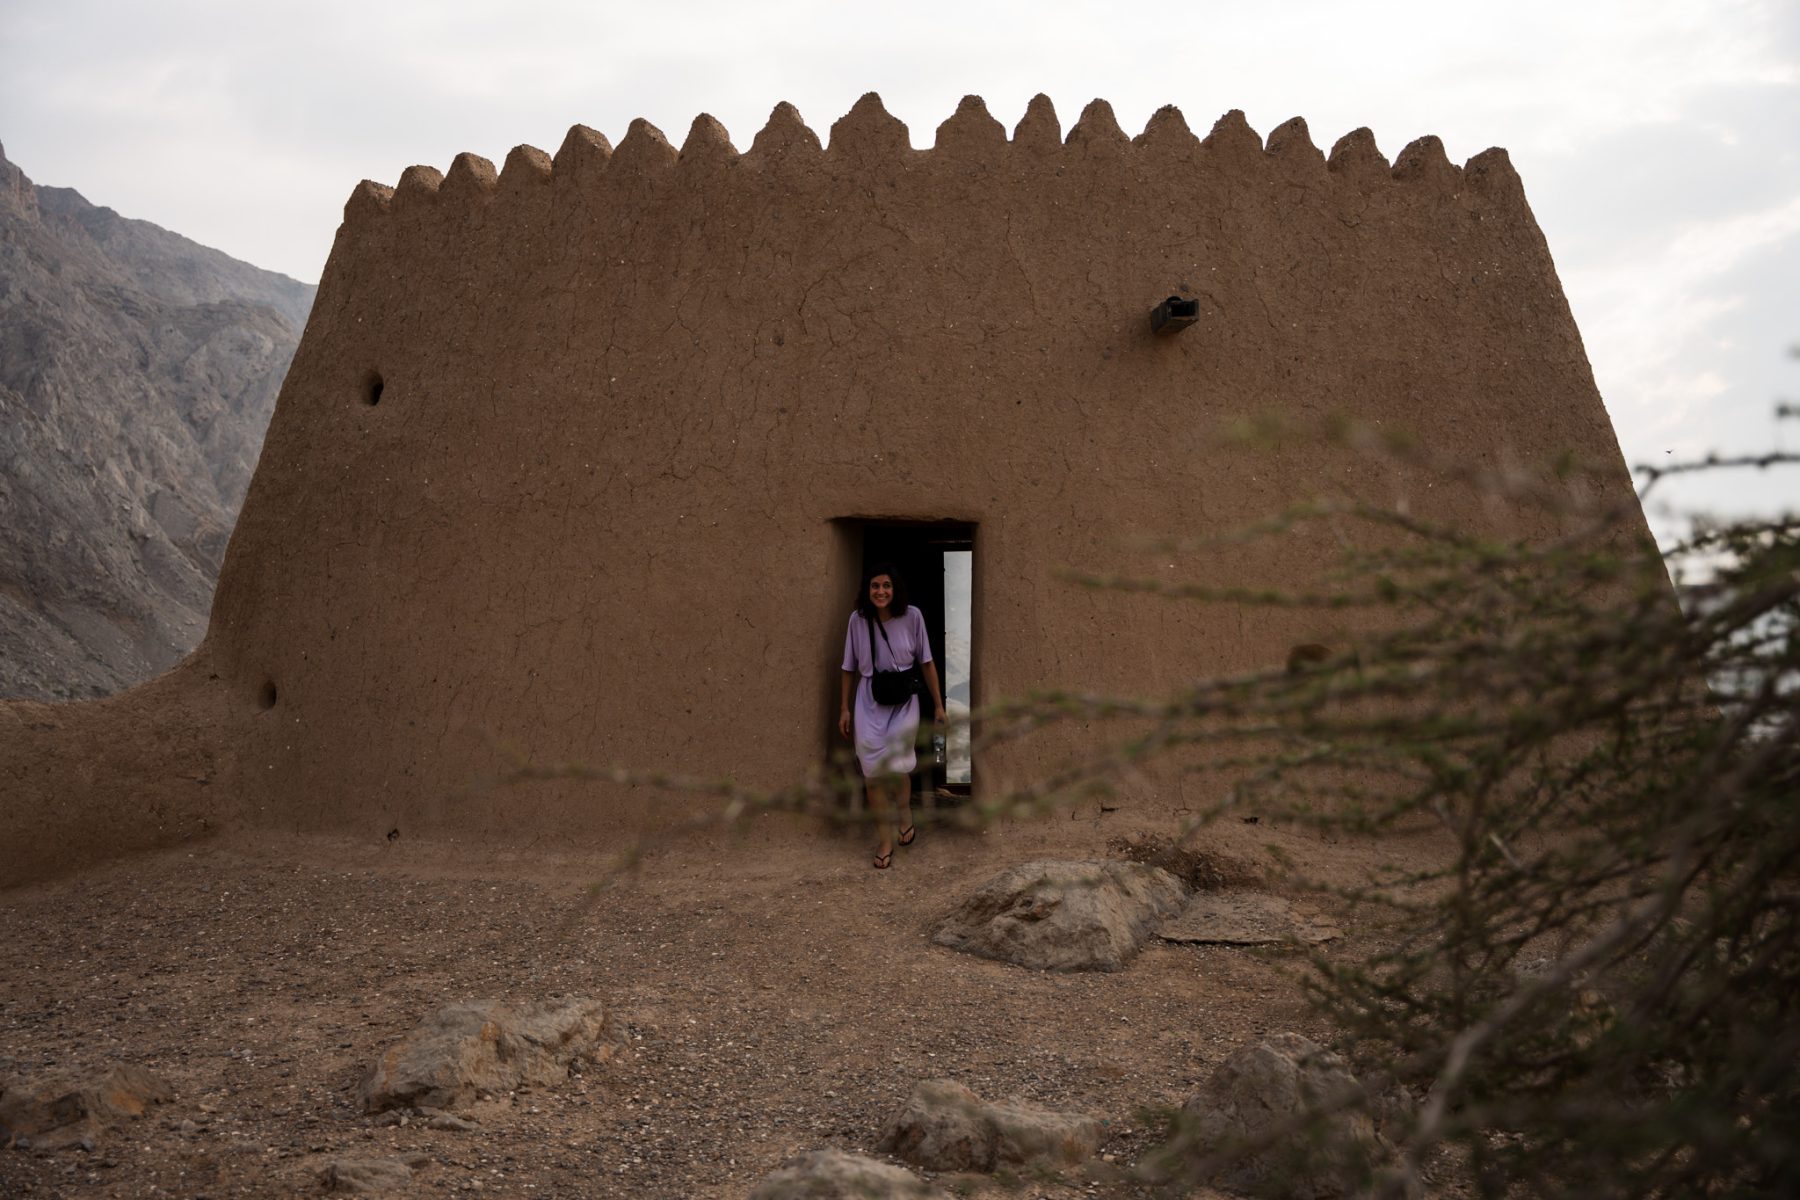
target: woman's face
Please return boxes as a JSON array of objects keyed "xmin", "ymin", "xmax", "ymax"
[{"xmin": 868, "ymin": 574, "xmax": 895, "ymax": 613}]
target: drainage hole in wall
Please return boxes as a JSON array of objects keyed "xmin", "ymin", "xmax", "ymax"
[
  {"xmin": 362, "ymin": 371, "xmax": 384, "ymax": 406},
  {"xmin": 258, "ymin": 680, "xmax": 279, "ymax": 710}
]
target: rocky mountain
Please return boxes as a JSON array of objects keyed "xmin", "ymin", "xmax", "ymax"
[{"xmin": 0, "ymin": 140, "xmax": 314, "ymax": 699}]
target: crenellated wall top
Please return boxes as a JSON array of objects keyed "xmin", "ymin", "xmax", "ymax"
[{"xmin": 338, "ymin": 92, "xmax": 1526, "ymax": 232}]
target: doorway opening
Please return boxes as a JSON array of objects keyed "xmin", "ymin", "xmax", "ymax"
[{"xmin": 833, "ymin": 518, "xmax": 976, "ymax": 799}]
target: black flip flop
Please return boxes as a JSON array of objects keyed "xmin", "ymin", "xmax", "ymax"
[
  {"xmin": 872, "ymin": 849, "xmax": 893, "ymax": 870},
  {"xmin": 897, "ymin": 825, "xmax": 917, "ymax": 847}
]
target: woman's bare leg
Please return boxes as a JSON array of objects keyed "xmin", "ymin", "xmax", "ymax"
[
  {"xmin": 868, "ymin": 777, "xmax": 894, "ymax": 865},
  {"xmin": 896, "ymin": 773, "xmax": 915, "ymax": 844}
]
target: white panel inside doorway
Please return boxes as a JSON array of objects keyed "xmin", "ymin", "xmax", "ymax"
[{"xmin": 944, "ymin": 550, "xmax": 972, "ymax": 784}]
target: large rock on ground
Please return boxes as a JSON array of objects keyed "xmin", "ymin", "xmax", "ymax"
[
  {"xmin": 877, "ymin": 1078, "xmax": 1105, "ymax": 1172},
  {"xmin": 1150, "ymin": 1034, "xmax": 1389, "ymax": 1199},
  {"xmin": 1158, "ymin": 893, "xmax": 1342, "ymax": 947},
  {"xmin": 747, "ymin": 1149, "xmax": 948, "ymax": 1199},
  {"xmin": 932, "ymin": 860, "xmax": 1188, "ymax": 971},
  {"xmin": 362, "ymin": 997, "xmax": 621, "ymax": 1113},
  {"xmin": 0, "ymin": 1063, "xmax": 172, "ymax": 1149}
]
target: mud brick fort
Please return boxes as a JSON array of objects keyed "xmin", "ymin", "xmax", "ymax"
[{"xmin": 0, "ymin": 94, "xmax": 1644, "ymax": 886}]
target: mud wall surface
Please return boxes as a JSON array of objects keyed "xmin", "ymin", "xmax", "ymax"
[{"xmin": 1, "ymin": 94, "xmax": 1644, "ymax": 885}]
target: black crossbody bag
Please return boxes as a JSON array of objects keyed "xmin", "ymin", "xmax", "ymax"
[{"xmin": 865, "ymin": 612, "xmax": 925, "ymax": 706}]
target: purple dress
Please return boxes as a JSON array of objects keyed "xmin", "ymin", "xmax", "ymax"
[{"xmin": 842, "ymin": 606, "xmax": 933, "ymax": 778}]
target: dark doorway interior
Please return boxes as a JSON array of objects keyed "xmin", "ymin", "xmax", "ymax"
[{"xmin": 859, "ymin": 520, "xmax": 975, "ymax": 798}]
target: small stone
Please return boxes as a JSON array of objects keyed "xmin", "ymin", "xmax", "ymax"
[
  {"xmin": 1158, "ymin": 892, "xmax": 1342, "ymax": 946},
  {"xmin": 426, "ymin": 1114, "xmax": 477, "ymax": 1132},
  {"xmin": 320, "ymin": 1155, "xmax": 414, "ymax": 1193}
]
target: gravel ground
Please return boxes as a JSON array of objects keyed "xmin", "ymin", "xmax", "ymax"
[{"xmin": 0, "ymin": 806, "xmax": 1441, "ymax": 1198}]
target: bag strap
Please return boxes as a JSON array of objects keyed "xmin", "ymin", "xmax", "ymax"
[{"xmin": 866, "ymin": 610, "xmax": 908, "ymax": 670}]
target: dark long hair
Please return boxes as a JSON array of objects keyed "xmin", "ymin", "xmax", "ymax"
[{"xmin": 854, "ymin": 561, "xmax": 910, "ymax": 622}]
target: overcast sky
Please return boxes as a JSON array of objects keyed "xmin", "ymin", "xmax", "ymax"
[{"xmin": 3, "ymin": 0, "xmax": 1794, "ymax": 537}]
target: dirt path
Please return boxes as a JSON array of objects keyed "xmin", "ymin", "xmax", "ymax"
[{"xmin": 0, "ymin": 807, "xmax": 1445, "ymax": 1198}]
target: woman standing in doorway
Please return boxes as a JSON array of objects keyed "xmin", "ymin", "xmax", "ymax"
[{"xmin": 839, "ymin": 562, "xmax": 947, "ymax": 869}]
